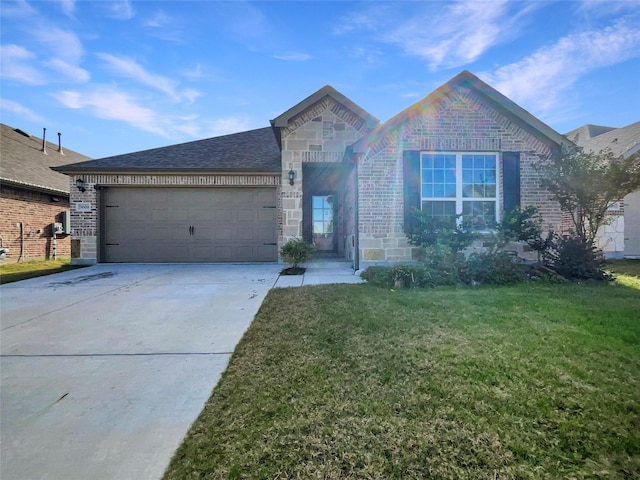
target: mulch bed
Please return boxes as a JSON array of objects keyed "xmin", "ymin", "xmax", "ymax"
[{"xmin": 280, "ymin": 267, "xmax": 306, "ymax": 275}]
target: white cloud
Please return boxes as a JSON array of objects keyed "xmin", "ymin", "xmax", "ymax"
[
  {"xmin": 482, "ymin": 19, "xmax": 640, "ymax": 114},
  {"xmin": 181, "ymin": 88, "xmax": 202, "ymax": 104},
  {"xmin": 58, "ymin": 0, "xmax": 75, "ymax": 17},
  {"xmin": 182, "ymin": 63, "xmax": 207, "ymax": 80},
  {"xmin": 332, "ymin": 0, "xmax": 540, "ymax": 70},
  {"xmin": 0, "ymin": 44, "xmax": 46, "ymax": 85},
  {"xmin": 32, "ymin": 27, "xmax": 84, "ymax": 63},
  {"xmin": 46, "ymin": 58, "xmax": 90, "ymax": 83},
  {"xmin": 96, "ymin": 53, "xmax": 182, "ymax": 101},
  {"xmin": 273, "ymin": 52, "xmax": 312, "ymax": 61},
  {"xmin": 56, "ymin": 87, "xmax": 167, "ymax": 137},
  {"xmin": 385, "ymin": 0, "xmax": 512, "ymax": 69},
  {"xmin": 0, "ymin": 0, "xmax": 36, "ymax": 18},
  {"xmin": 0, "ymin": 98, "xmax": 45, "ymax": 123},
  {"xmin": 332, "ymin": 5, "xmax": 392, "ymax": 35},
  {"xmin": 144, "ymin": 10, "xmax": 171, "ymax": 28},
  {"xmin": 106, "ymin": 0, "xmax": 134, "ymax": 20}
]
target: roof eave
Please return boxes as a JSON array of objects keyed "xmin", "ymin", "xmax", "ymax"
[
  {"xmin": 0, "ymin": 177, "xmax": 69, "ymax": 196},
  {"xmin": 52, "ymin": 167, "xmax": 282, "ymax": 175}
]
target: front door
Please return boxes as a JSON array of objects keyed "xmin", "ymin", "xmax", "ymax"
[{"xmin": 312, "ymin": 195, "xmax": 334, "ymax": 252}]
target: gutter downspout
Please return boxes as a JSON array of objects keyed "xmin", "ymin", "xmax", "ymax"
[
  {"xmin": 354, "ymin": 155, "xmax": 360, "ymax": 272},
  {"xmin": 18, "ymin": 222, "xmax": 24, "ymax": 263}
]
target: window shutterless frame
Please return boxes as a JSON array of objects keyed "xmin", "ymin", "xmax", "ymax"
[{"xmin": 420, "ymin": 152, "xmax": 500, "ymax": 229}]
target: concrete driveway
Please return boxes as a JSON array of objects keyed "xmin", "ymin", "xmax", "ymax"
[{"xmin": 0, "ymin": 263, "xmax": 281, "ymax": 480}]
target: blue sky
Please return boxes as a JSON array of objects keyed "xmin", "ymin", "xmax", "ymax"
[{"xmin": 1, "ymin": 0, "xmax": 639, "ymax": 160}]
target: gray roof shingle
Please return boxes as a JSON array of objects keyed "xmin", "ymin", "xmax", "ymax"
[
  {"xmin": 55, "ymin": 127, "xmax": 281, "ymax": 174},
  {"xmin": 568, "ymin": 121, "xmax": 640, "ymax": 159},
  {"xmin": 0, "ymin": 124, "xmax": 91, "ymax": 194}
]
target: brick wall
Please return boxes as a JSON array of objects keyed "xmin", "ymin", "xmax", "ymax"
[
  {"xmin": 67, "ymin": 173, "xmax": 280, "ymax": 264},
  {"xmin": 357, "ymin": 90, "xmax": 560, "ymax": 267},
  {"xmin": 0, "ymin": 185, "xmax": 70, "ymax": 262}
]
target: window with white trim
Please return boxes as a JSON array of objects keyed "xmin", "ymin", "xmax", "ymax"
[{"xmin": 420, "ymin": 152, "xmax": 499, "ymax": 229}]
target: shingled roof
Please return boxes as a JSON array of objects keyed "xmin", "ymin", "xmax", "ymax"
[
  {"xmin": 0, "ymin": 124, "xmax": 91, "ymax": 195},
  {"xmin": 568, "ymin": 121, "xmax": 640, "ymax": 159},
  {"xmin": 55, "ymin": 127, "xmax": 281, "ymax": 174}
]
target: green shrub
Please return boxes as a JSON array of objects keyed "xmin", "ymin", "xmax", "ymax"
[
  {"xmin": 421, "ymin": 245, "xmax": 463, "ymax": 286},
  {"xmin": 498, "ymin": 206, "xmax": 553, "ymax": 262},
  {"xmin": 280, "ymin": 238, "xmax": 316, "ymax": 268},
  {"xmin": 544, "ymin": 235, "xmax": 611, "ymax": 281},
  {"xmin": 407, "ymin": 211, "xmax": 478, "ymax": 253},
  {"xmin": 461, "ymin": 251, "xmax": 527, "ymax": 285},
  {"xmin": 360, "ymin": 264, "xmax": 435, "ymax": 289}
]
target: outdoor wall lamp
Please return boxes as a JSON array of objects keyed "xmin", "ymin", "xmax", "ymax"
[
  {"xmin": 288, "ymin": 169, "xmax": 295, "ymax": 186},
  {"xmin": 76, "ymin": 178, "xmax": 86, "ymax": 192}
]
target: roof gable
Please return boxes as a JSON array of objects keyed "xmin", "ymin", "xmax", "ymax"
[
  {"xmin": 55, "ymin": 127, "xmax": 281, "ymax": 174},
  {"xmin": 271, "ymin": 85, "xmax": 378, "ymax": 130},
  {"xmin": 351, "ymin": 70, "xmax": 571, "ymax": 155},
  {"xmin": 0, "ymin": 123, "xmax": 91, "ymax": 194}
]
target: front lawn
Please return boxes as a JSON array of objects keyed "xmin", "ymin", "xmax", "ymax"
[
  {"xmin": 165, "ymin": 281, "xmax": 640, "ymax": 479},
  {"xmin": 0, "ymin": 259, "xmax": 84, "ymax": 284},
  {"xmin": 608, "ymin": 259, "xmax": 640, "ymax": 288}
]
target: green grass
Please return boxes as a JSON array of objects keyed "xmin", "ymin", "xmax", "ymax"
[
  {"xmin": 607, "ymin": 259, "xmax": 640, "ymax": 289},
  {"xmin": 0, "ymin": 259, "xmax": 84, "ymax": 284},
  {"xmin": 165, "ymin": 281, "xmax": 640, "ymax": 479}
]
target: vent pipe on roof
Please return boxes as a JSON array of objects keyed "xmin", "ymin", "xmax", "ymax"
[
  {"xmin": 41, "ymin": 128, "xmax": 48, "ymax": 155},
  {"xmin": 57, "ymin": 132, "xmax": 64, "ymax": 155}
]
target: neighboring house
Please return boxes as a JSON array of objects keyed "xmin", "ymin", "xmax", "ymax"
[
  {"xmin": 565, "ymin": 121, "xmax": 640, "ymax": 258},
  {"xmin": 0, "ymin": 124, "xmax": 91, "ymax": 262},
  {"xmin": 55, "ymin": 70, "xmax": 573, "ymax": 267}
]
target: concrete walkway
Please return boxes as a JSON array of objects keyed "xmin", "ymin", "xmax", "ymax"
[
  {"xmin": 273, "ymin": 258, "xmax": 363, "ymax": 287},
  {"xmin": 0, "ymin": 260, "xmax": 361, "ymax": 480}
]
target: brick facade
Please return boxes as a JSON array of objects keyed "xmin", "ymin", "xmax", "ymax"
[
  {"xmin": 68, "ymin": 173, "xmax": 280, "ymax": 264},
  {"xmin": 0, "ymin": 185, "xmax": 71, "ymax": 262},
  {"xmin": 356, "ymin": 90, "xmax": 560, "ymax": 267}
]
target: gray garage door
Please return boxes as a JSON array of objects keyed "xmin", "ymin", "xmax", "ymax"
[{"xmin": 102, "ymin": 187, "xmax": 277, "ymax": 263}]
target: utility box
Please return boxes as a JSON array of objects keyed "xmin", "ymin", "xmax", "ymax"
[
  {"xmin": 61, "ymin": 210, "xmax": 71, "ymax": 234},
  {"xmin": 53, "ymin": 223, "xmax": 64, "ymax": 235}
]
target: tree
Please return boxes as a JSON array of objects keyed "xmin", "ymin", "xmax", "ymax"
[{"xmin": 539, "ymin": 147, "xmax": 640, "ymax": 244}]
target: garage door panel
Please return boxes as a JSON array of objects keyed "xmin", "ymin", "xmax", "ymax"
[
  {"xmin": 236, "ymin": 227, "xmax": 256, "ymax": 242},
  {"xmin": 214, "ymin": 209, "xmax": 234, "ymax": 222},
  {"xmin": 103, "ymin": 187, "xmax": 277, "ymax": 263},
  {"xmin": 257, "ymin": 226, "xmax": 277, "ymax": 242},
  {"xmin": 257, "ymin": 245, "xmax": 277, "ymax": 261},
  {"xmin": 214, "ymin": 226, "xmax": 233, "ymax": 241},
  {"xmin": 236, "ymin": 209, "xmax": 255, "ymax": 222},
  {"xmin": 258, "ymin": 209, "xmax": 276, "ymax": 222}
]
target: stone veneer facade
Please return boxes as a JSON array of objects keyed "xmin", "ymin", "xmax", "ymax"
[
  {"xmin": 277, "ymin": 96, "xmax": 370, "ymax": 253},
  {"xmin": 69, "ymin": 173, "xmax": 280, "ymax": 264},
  {"xmin": 355, "ymin": 89, "xmax": 561, "ymax": 267}
]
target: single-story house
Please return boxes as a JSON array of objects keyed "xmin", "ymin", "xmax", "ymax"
[
  {"xmin": 565, "ymin": 121, "xmax": 640, "ymax": 258},
  {"xmin": 0, "ymin": 124, "xmax": 91, "ymax": 262},
  {"xmin": 56, "ymin": 70, "xmax": 581, "ymax": 267}
]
